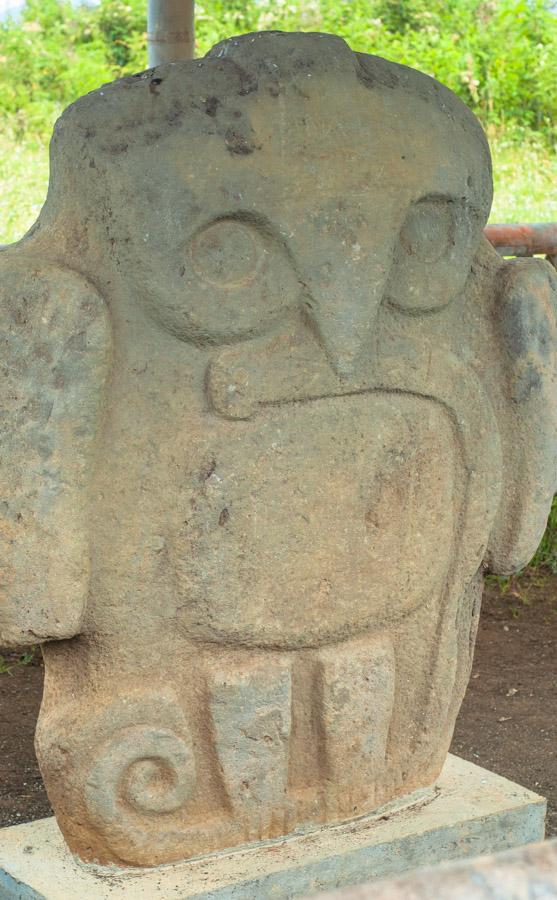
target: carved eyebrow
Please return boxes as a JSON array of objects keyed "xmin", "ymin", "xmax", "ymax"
[
  {"xmin": 412, "ymin": 193, "xmax": 459, "ymax": 205},
  {"xmin": 203, "ymin": 210, "xmax": 277, "ymax": 234},
  {"xmin": 413, "ymin": 193, "xmax": 480, "ymax": 208},
  {"xmin": 192, "ymin": 210, "xmax": 295, "ymax": 250}
]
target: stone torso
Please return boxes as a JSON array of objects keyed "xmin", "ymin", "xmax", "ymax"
[{"xmin": 87, "ymin": 318, "xmax": 459, "ymax": 648}]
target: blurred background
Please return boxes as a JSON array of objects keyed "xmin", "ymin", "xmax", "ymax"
[{"xmin": 1, "ymin": 0, "xmax": 557, "ymax": 247}]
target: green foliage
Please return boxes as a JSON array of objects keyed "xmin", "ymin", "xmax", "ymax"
[
  {"xmin": 531, "ymin": 496, "xmax": 557, "ymax": 573},
  {"xmin": 1, "ymin": 0, "xmax": 557, "ymax": 142},
  {"xmin": 0, "ymin": 646, "xmax": 36, "ymax": 674}
]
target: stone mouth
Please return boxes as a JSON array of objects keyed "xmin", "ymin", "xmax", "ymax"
[
  {"xmin": 207, "ymin": 355, "xmax": 391, "ymax": 421},
  {"xmin": 259, "ymin": 383, "xmax": 383, "ymax": 408}
]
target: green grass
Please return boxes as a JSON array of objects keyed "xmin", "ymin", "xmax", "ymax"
[
  {"xmin": 0, "ymin": 131, "xmax": 50, "ymax": 246},
  {"xmin": 490, "ymin": 134, "xmax": 557, "ymax": 223},
  {"xmin": 0, "ymin": 646, "xmax": 36, "ymax": 674}
]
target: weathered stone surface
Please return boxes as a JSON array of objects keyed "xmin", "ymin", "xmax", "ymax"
[
  {"xmin": 0, "ymin": 757, "xmax": 547, "ymax": 899},
  {"xmin": 1, "ymin": 31, "xmax": 556, "ymax": 867},
  {"xmin": 0, "ymin": 264, "xmax": 111, "ymax": 644}
]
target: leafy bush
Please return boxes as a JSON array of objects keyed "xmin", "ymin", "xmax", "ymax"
[{"xmin": 1, "ymin": 0, "xmax": 557, "ymax": 142}]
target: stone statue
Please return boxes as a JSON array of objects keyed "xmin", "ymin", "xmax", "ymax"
[{"xmin": 1, "ymin": 32, "xmax": 555, "ymax": 868}]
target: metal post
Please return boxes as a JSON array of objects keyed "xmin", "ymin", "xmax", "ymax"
[{"xmin": 147, "ymin": 0, "xmax": 195, "ymax": 67}]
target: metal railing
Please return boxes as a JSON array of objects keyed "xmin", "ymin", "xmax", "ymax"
[{"xmin": 485, "ymin": 223, "xmax": 557, "ymax": 266}]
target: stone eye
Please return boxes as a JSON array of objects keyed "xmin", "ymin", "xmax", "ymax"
[
  {"xmin": 399, "ymin": 198, "xmax": 453, "ymax": 264},
  {"xmin": 190, "ymin": 220, "xmax": 263, "ymax": 288},
  {"xmin": 386, "ymin": 194, "xmax": 479, "ymax": 313},
  {"xmin": 143, "ymin": 214, "xmax": 299, "ymax": 345}
]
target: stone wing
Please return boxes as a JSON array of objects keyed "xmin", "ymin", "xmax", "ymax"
[
  {"xmin": 487, "ymin": 257, "xmax": 557, "ymax": 574},
  {"xmin": 0, "ymin": 254, "xmax": 111, "ymax": 646}
]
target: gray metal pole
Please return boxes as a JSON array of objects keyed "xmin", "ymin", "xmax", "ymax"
[{"xmin": 147, "ymin": 0, "xmax": 195, "ymax": 67}]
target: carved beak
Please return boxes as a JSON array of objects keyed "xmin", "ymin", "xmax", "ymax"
[{"xmin": 300, "ymin": 243, "xmax": 393, "ymax": 378}]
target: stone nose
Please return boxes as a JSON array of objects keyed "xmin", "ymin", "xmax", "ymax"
[{"xmin": 298, "ymin": 237, "xmax": 394, "ymax": 378}]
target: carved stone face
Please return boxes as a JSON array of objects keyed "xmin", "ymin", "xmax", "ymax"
[
  {"xmin": 48, "ymin": 33, "xmax": 491, "ymax": 371},
  {"xmin": 2, "ymin": 32, "xmax": 556, "ymax": 868},
  {"xmin": 119, "ymin": 77, "xmax": 487, "ymax": 359}
]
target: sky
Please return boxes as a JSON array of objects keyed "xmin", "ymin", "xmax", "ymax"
[
  {"xmin": 0, "ymin": 0, "xmax": 25, "ymax": 18},
  {"xmin": 0, "ymin": 0, "xmax": 98, "ymax": 19}
]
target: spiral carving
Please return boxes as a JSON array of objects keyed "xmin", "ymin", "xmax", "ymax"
[
  {"xmin": 76, "ymin": 688, "xmax": 196, "ymax": 865},
  {"xmin": 83, "ymin": 720, "xmax": 195, "ymax": 862}
]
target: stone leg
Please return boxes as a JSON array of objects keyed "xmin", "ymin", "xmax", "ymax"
[
  {"xmin": 34, "ymin": 602, "xmax": 476, "ymax": 867},
  {"xmin": 205, "ymin": 635, "xmax": 397, "ymax": 837},
  {"xmin": 208, "ymin": 656, "xmax": 292, "ymax": 842},
  {"xmin": 315, "ymin": 635, "xmax": 396, "ymax": 819}
]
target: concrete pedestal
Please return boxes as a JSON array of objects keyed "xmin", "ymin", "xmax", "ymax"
[{"xmin": 0, "ymin": 755, "xmax": 545, "ymax": 900}]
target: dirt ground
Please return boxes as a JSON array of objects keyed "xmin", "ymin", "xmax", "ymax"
[
  {"xmin": 1, "ymin": 574, "xmax": 556, "ymax": 836},
  {"xmin": 452, "ymin": 572, "xmax": 557, "ymax": 837}
]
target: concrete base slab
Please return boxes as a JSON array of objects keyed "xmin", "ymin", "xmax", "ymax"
[{"xmin": 0, "ymin": 755, "xmax": 546, "ymax": 900}]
